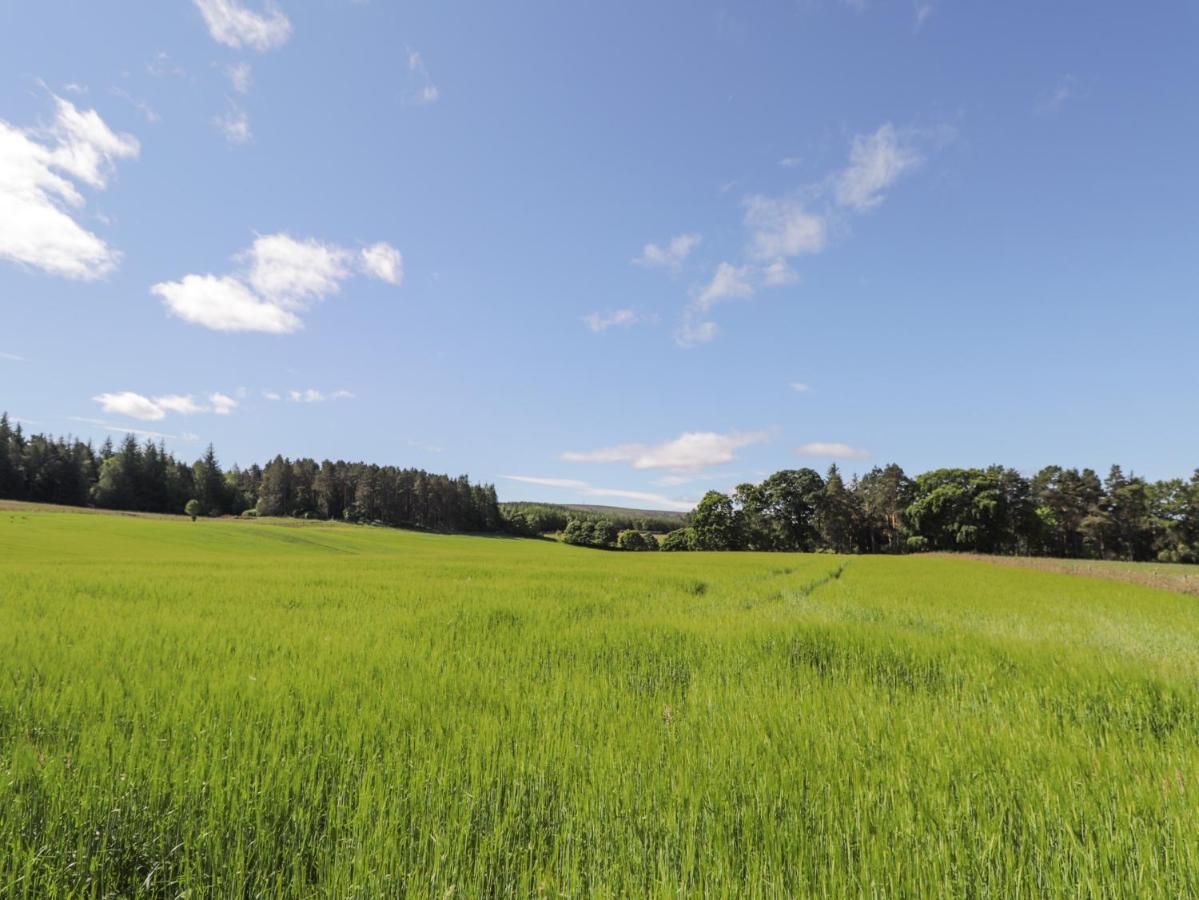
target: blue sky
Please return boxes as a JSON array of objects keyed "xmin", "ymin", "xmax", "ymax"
[{"xmin": 1, "ymin": 1, "xmax": 1196, "ymax": 511}]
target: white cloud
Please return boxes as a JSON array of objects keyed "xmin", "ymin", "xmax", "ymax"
[
  {"xmin": 789, "ymin": 382, "xmax": 812, "ymax": 393},
  {"xmin": 154, "ymin": 394, "xmax": 206, "ymax": 415},
  {"xmin": 914, "ymin": 2, "xmax": 934, "ymax": 30},
  {"xmin": 194, "ymin": 0, "xmax": 292, "ymax": 51},
  {"xmin": 634, "ymin": 233, "xmax": 701, "ymax": 270},
  {"xmin": 287, "ymin": 388, "xmax": 353, "ymax": 403},
  {"xmin": 214, "ymin": 106, "xmax": 252, "ymax": 145},
  {"xmin": 796, "ymin": 442, "xmax": 871, "ymax": 460},
  {"xmin": 0, "ymin": 351, "xmax": 24, "ymax": 361},
  {"xmin": 359, "ymin": 242, "xmax": 403, "ymax": 285},
  {"xmin": 0, "ymin": 94, "xmax": 139, "ymax": 280},
  {"xmin": 407, "ymin": 51, "xmax": 440, "ymax": 105},
  {"xmin": 744, "ymin": 195, "xmax": 826, "ymax": 261},
  {"xmin": 583, "ymin": 309, "xmax": 642, "ymax": 333},
  {"xmin": 1036, "ymin": 75, "xmax": 1078, "ymax": 115},
  {"xmin": 262, "ymin": 390, "xmax": 281, "ymax": 401},
  {"xmin": 227, "ymin": 62, "xmax": 253, "ymax": 94},
  {"xmin": 563, "ymin": 429, "xmax": 768, "ymax": 472},
  {"xmin": 694, "ymin": 261, "xmax": 753, "ymax": 312},
  {"xmin": 93, "ymin": 390, "xmax": 240, "ymax": 420},
  {"xmin": 94, "ymin": 391, "xmax": 165, "ymax": 421},
  {"xmin": 778, "ymin": 156, "xmax": 803, "ymax": 168},
  {"xmin": 153, "ymin": 274, "xmax": 302, "ymax": 333},
  {"xmin": 761, "ymin": 258, "xmax": 798, "ymax": 287},
  {"xmin": 503, "ymin": 475, "xmax": 696, "ymax": 512},
  {"xmin": 675, "ymin": 315, "xmax": 718, "ymax": 348},
  {"xmin": 153, "ymin": 233, "xmax": 402, "ymax": 333},
  {"xmin": 209, "ymin": 392, "xmax": 239, "ymax": 414},
  {"xmin": 247, "ymin": 234, "xmax": 350, "ymax": 304},
  {"xmin": 833, "ymin": 123, "xmax": 922, "ymax": 211}
]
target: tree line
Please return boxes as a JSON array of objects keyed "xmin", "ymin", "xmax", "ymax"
[
  {"xmin": 500, "ymin": 502, "xmax": 683, "ymax": 535},
  {"xmin": 662, "ymin": 463, "xmax": 1199, "ymax": 562},
  {"xmin": 5, "ymin": 414, "xmax": 1199, "ymax": 561},
  {"xmin": 0, "ymin": 415, "xmax": 501, "ymax": 532}
]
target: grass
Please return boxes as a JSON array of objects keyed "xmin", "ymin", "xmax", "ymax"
[
  {"xmin": 2, "ymin": 503, "xmax": 1198, "ymax": 896},
  {"xmin": 941, "ymin": 551, "xmax": 1199, "ymax": 598}
]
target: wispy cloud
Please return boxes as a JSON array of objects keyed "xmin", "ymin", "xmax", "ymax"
[
  {"xmin": 744, "ymin": 195, "xmax": 826, "ymax": 260},
  {"xmin": 676, "ymin": 262, "xmax": 754, "ymax": 347},
  {"xmin": 193, "ymin": 0, "xmax": 292, "ymax": 51},
  {"xmin": 796, "ymin": 441, "xmax": 871, "ymax": 460},
  {"xmin": 583, "ymin": 308, "xmax": 646, "ymax": 333},
  {"xmin": 214, "ymin": 105, "xmax": 252, "ymax": 145},
  {"xmin": 633, "ymin": 233, "xmax": 701, "ymax": 271},
  {"xmin": 286, "ymin": 388, "xmax": 355, "ymax": 403},
  {"xmin": 226, "ymin": 62, "xmax": 253, "ymax": 94},
  {"xmin": 109, "ymin": 87, "xmax": 160, "ymax": 124},
  {"xmin": 563, "ymin": 429, "xmax": 768, "ymax": 473},
  {"xmin": 789, "ymin": 382, "xmax": 812, "ymax": 393},
  {"xmin": 0, "ymin": 93, "xmax": 139, "ymax": 280},
  {"xmin": 914, "ymin": 2, "xmax": 934, "ymax": 31},
  {"xmin": 147, "ymin": 51, "xmax": 188, "ymax": 80},
  {"xmin": 672, "ymin": 121, "xmax": 937, "ymax": 344},
  {"xmin": 406, "ymin": 50, "xmax": 440, "ymax": 105},
  {"xmin": 68, "ymin": 416, "xmax": 199, "ymax": 442},
  {"xmin": 833, "ymin": 123, "xmax": 923, "ymax": 211},
  {"xmin": 503, "ymin": 475, "xmax": 696, "ymax": 512},
  {"xmin": 152, "ymin": 233, "xmax": 403, "ymax": 333},
  {"xmin": 1036, "ymin": 75, "xmax": 1078, "ymax": 116},
  {"xmin": 0, "ymin": 351, "xmax": 24, "ymax": 362}
]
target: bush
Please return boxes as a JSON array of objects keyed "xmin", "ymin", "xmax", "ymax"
[
  {"xmin": 240, "ymin": 509, "xmax": 258, "ymax": 518},
  {"xmin": 616, "ymin": 529, "xmax": 657, "ymax": 551},
  {"xmin": 660, "ymin": 528, "xmax": 696, "ymax": 552},
  {"xmin": 563, "ymin": 517, "xmax": 618, "ymax": 549},
  {"xmin": 184, "ymin": 499, "xmax": 201, "ymax": 521}
]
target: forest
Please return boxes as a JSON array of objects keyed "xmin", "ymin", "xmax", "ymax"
[
  {"xmin": 3, "ymin": 414, "xmax": 1198, "ymax": 562},
  {"xmin": 0, "ymin": 415, "xmax": 502, "ymax": 533}
]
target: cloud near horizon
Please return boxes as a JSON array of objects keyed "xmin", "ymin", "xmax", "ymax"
[
  {"xmin": 503, "ymin": 475, "xmax": 696, "ymax": 512},
  {"xmin": 796, "ymin": 441, "xmax": 871, "ymax": 460},
  {"xmin": 562, "ymin": 429, "xmax": 768, "ymax": 472},
  {"xmin": 152, "ymin": 233, "xmax": 402, "ymax": 333}
]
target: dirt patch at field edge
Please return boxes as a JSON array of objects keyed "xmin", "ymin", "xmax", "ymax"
[{"xmin": 937, "ymin": 553, "xmax": 1199, "ymax": 598}]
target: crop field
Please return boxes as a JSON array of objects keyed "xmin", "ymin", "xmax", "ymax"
[{"xmin": 2, "ymin": 505, "xmax": 1199, "ymax": 897}]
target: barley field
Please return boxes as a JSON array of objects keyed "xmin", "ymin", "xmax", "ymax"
[{"xmin": 2, "ymin": 504, "xmax": 1198, "ymax": 897}]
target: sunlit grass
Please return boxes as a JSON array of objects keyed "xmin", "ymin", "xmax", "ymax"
[{"xmin": 2, "ymin": 505, "xmax": 1198, "ymax": 896}]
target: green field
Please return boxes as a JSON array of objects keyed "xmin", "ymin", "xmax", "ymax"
[{"xmin": 2, "ymin": 505, "xmax": 1198, "ymax": 897}]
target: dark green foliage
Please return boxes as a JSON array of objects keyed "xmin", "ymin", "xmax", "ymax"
[
  {"xmin": 616, "ymin": 529, "xmax": 657, "ymax": 551},
  {"xmin": 660, "ymin": 528, "xmax": 696, "ymax": 551},
  {"xmin": 4, "ymin": 409, "xmax": 1198, "ymax": 559},
  {"xmin": 562, "ymin": 517, "xmax": 618, "ymax": 549},
  {"xmin": 0, "ymin": 414, "xmax": 502, "ymax": 534},
  {"xmin": 691, "ymin": 491, "xmax": 743, "ymax": 550},
  {"xmin": 500, "ymin": 502, "xmax": 683, "ymax": 534}
]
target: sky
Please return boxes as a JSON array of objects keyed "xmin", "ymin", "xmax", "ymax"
[{"xmin": 1, "ymin": 1, "xmax": 1197, "ymax": 511}]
